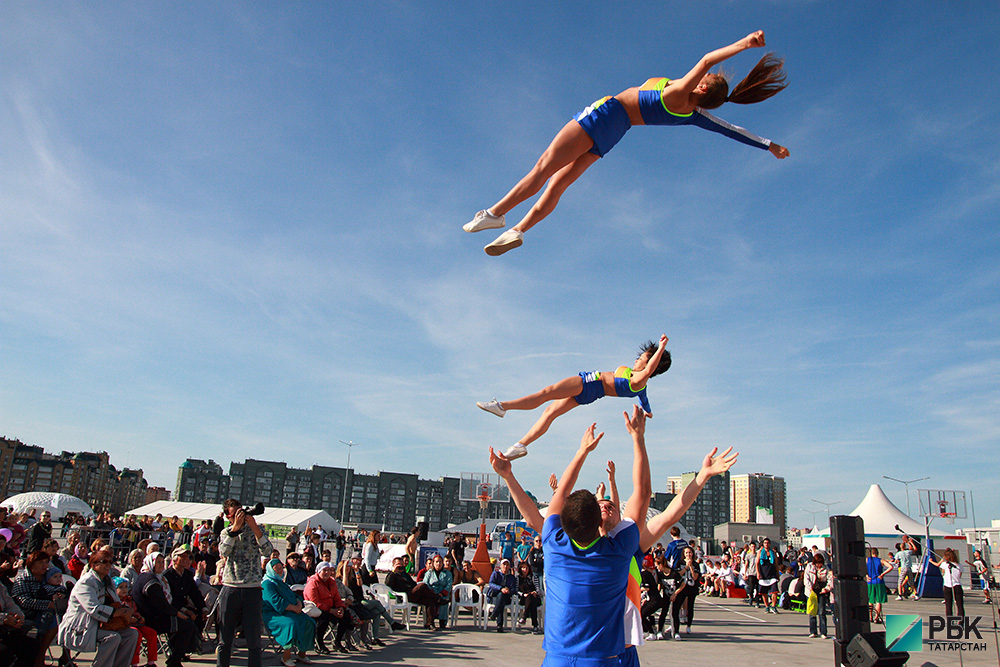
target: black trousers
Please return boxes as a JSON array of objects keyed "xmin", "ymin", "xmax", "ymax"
[
  {"xmin": 943, "ymin": 585, "xmax": 965, "ymax": 618},
  {"xmin": 315, "ymin": 610, "xmax": 352, "ymax": 647},
  {"xmin": 640, "ymin": 597, "xmax": 669, "ymax": 633},
  {"xmin": 672, "ymin": 586, "xmax": 698, "ymax": 634}
]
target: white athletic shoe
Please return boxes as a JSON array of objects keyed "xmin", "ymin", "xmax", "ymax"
[
  {"xmin": 673, "ymin": 631, "xmax": 682, "ymax": 641},
  {"xmin": 477, "ymin": 399, "xmax": 506, "ymax": 418},
  {"xmin": 895, "ymin": 596, "xmax": 903, "ymax": 600},
  {"xmin": 484, "ymin": 229, "xmax": 523, "ymax": 256},
  {"xmin": 464, "ymin": 209, "xmax": 505, "ymax": 233},
  {"xmin": 644, "ymin": 632, "xmax": 658, "ymax": 641},
  {"xmin": 503, "ymin": 443, "xmax": 528, "ymax": 460},
  {"xmin": 655, "ymin": 632, "xmax": 666, "ymax": 641},
  {"xmin": 808, "ymin": 633, "xmax": 818, "ymax": 638}
]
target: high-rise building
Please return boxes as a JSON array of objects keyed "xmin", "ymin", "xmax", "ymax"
[
  {"xmin": 175, "ymin": 459, "xmax": 230, "ymax": 504},
  {"xmin": 730, "ymin": 473, "xmax": 787, "ymax": 538},
  {"xmin": 666, "ymin": 476, "xmax": 683, "ymax": 494},
  {"xmin": 678, "ymin": 470, "xmax": 730, "ymax": 539},
  {"xmin": 145, "ymin": 486, "xmax": 172, "ymax": 504},
  {"xmin": 179, "ymin": 457, "xmax": 520, "ymax": 534}
]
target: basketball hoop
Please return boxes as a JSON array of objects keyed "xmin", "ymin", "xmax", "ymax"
[
  {"xmin": 478, "ymin": 482, "xmax": 492, "ymax": 513},
  {"xmin": 939, "ymin": 512, "xmax": 957, "ymax": 525}
]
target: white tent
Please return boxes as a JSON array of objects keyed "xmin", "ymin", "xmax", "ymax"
[
  {"xmin": 2, "ymin": 492, "xmax": 94, "ymax": 521},
  {"xmin": 127, "ymin": 501, "xmax": 341, "ymax": 534},
  {"xmin": 801, "ymin": 484, "xmax": 961, "ymax": 553}
]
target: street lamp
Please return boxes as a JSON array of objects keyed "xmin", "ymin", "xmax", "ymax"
[
  {"xmin": 339, "ymin": 440, "xmax": 362, "ymax": 526},
  {"xmin": 881, "ymin": 475, "xmax": 929, "ymax": 517},
  {"xmin": 800, "ymin": 508, "xmax": 824, "ymax": 528},
  {"xmin": 811, "ymin": 498, "xmax": 842, "ymax": 521}
]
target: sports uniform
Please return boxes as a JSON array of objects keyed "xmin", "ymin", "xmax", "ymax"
[
  {"xmin": 572, "ymin": 368, "xmax": 651, "ymax": 414},
  {"xmin": 542, "ymin": 514, "xmax": 640, "ymax": 666}
]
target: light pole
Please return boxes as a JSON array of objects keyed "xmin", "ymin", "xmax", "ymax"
[
  {"xmin": 339, "ymin": 440, "xmax": 362, "ymax": 526},
  {"xmin": 800, "ymin": 508, "xmax": 824, "ymax": 528},
  {"xmin": 811, "ymin": 498, "xmax": 842, "ymax": 521},
  {"xmin": 881, "ymin": 475, "xmax": 929, "ymax": 517}
]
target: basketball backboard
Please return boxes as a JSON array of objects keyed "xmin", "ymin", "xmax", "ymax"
[
  {"xmin": 917, "ymin": 489, "xmax": 967, "ymax": 522},
  {"xmin": 458, "ymin": 472, "xmax": 510, "ymax": 504}
]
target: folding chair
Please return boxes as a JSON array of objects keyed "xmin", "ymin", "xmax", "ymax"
[{"xmin": 450, "ymin": 584, "xmax": 483, "ymax": 627}]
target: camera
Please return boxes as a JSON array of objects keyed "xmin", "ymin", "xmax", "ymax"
[{"xmin": 244, "ymin": 502, "xmax": 265, "ymax": 517}]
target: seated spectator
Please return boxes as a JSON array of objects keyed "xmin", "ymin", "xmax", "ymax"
[
  {"xmin": 66, "ymin": 545, "xmax": 88, "ymax": 580},
  {"xmin": 459, "ymin": 560, "xmax": 485, "ymax": 593},
  {"xmin": 641, "ymin": 555, "xmax": 670, "ymax": 640},
  {"xmin": 114, "ymin": 576, "xmax": 158, "ymax": 667},
  {"xmin": 422, "ymin": 554, "xmax": 452, "ymax": 630},
  {"xmin": 338, "ymin": 558, "xmax": 401, "ymax": 647},
  {"xmin": 485, "ymin": 559, "xmax": 517, "ymax": 633},
  {"xmin": 192, "ymin": 539, "xmax": 219, "ymax": 579},
  {"xmin": 57, "ymin": 551, "xmax": 139, "ymax": 667},
  {"xmin": 302, "ymin": 552, "xmax": 316, "ymax": 577},
  {"xmin": 516, "ymin": 561, "xmax": 542, "ymax": 633},
  {"xmin": 12, "ymin": 551, "xmax": 69, "ymax": 667},
  {"xmin": 59, "ymin": 530, "xmax": 81, "ymax": 564},
  {"xmin": 385, "ymin": 557, "xmax": 439, "ymax": 630},
  {"xmin": 262, "ymin": 559, "xmax": 317, "ymax": 665},
  {"xmin": 120, "ymin": 549, "xmax": 144, "ymax": 586},
  {"xmin": 443, "ymin": 556, "xmax": 463, "ymax": 594},
  {"xmin": 163, "ymin": 548, "xmax": 207, "ymax": 636},
  {"xmin": 284, "ymin": 553, "xmax": 309, "ymax": 589},
  {"xmin": 0, "ymin": 579, "xmax": 43, "ymax": 667},
  {"xmin": 43, "ymin": 539, "xmax": 67, "ymax": 575},
  {"xmin": 131, "ymin": 552, "xmax": 198, "ymax": 667},
  {"xmin": 302, "ymin": 560, "xmax": 351, "ymax": 653}
]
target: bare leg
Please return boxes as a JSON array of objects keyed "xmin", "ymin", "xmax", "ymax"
[
  {"xmin": 502, "ymin": 376, "xmax": 584, "ymax": 411},
  {"xmin": 512, "ymin": 151, "xmax": 600, "ymax": 233},
  {"xmin": 520, "ymin": 397, "xmax": 579, "ymax": 447},
  {"xmin": 490, "ymin": 121, "xmax": 594, "ymax": 217}
]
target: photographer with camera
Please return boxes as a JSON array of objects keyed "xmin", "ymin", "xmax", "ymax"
[{"xmin": 216, "ymin": 500, "xmax": 272, "ymax": 667}]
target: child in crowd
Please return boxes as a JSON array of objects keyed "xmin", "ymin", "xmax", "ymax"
[
  {"xmin": 477, "ymin": 335, "xmax": 669, "ymax": 460},
  {"xmin": 115, "ymin": 576, "xmax": 158, "ymax": 667}
]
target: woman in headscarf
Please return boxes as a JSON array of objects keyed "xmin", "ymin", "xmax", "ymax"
[
  {"xmin": 262, "ymin": 558, "xmax": 316, "ymax": 667},
  {"xmin": 131, "ymin": 553, "xmax": 197, "ymax": 667},
  {"xmin": 66, "ymin": 544, "xmax": 88, "ymax": 580}
]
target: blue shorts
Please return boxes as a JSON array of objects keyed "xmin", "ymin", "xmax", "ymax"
[
  {"xmin": 573, "ymin": 371, "xmax": 605, "ymax": 406},
  {"xmin": 619, "ymin": 646, "xmax": 639, "ymax": 667},
  {"xmin": 574, "ymin": 96, "xmax": 631, "ymax": 157}
]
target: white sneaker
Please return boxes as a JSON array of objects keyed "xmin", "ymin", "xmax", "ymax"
[
  {"xmin": 484, "ymin": 229, "xmax": 523, "ymax": 256},
  {"xmin": 644, "ymin": 632, "xmax": 657, "ymax": 641},
  {"xmin": 808, "ymin": 633, "xmax": 818, "ymax": 638},
  {"xmin": 464, "ymin": 209, "xmax": 505, "ymax": 233},
  {"xmin": 656, "ymin": 632, "xmax": 666, "ymax": 641},
  {"xmin": 895, "ymin": 596, "xmax": 903, "ymax": 601},
  {"xmin": 503, "ymin": 443, "xmax": 528, "ymax": 460},
  {"xmin": 820, "ymin": 634, "xmax": 829, "ymax": 639},
  {"xmin": 673, "ymin": 631, "xmax": 682, "ymax": 641},
  {"xmin": 477, "ymin": 399, "xmax": 506, "ymax": 418}
]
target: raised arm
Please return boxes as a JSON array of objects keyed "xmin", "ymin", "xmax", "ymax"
[
  {"xmin": 665, "ymin": 31, "xmax": 766, "ymax": 102},
  {"xmin": 640, "ymin": 446, "xmax": 738, "ymax": 551},
  {"xmin": 548, "ymin": 424, "xmax": 604, "ymax": 518},
  {"xmin": 490, "ymin": 447, "xmax": 544, "ymax": 533},
  {"xmin": 606, "ymin": 460, "xmax": 621, "ymax": 510},
  {"xmin": 631, "ymin": 334, "xmax": 668, "ymax": 389},
  {"xmin": 623, "ymin": 406, "xmax": 651, "ymax": 527}
]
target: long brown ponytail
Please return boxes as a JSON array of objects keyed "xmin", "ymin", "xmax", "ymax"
[{"xmin": 699, "ymin": 53, "xmax": 788, "ymax": 110}]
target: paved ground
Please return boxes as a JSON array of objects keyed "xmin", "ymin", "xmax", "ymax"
[{"xmin": 69, "ymin": 594, "xmax": 999, "ymax": 667}]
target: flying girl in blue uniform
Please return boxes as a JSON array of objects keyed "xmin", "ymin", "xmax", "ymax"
[
  {"xmin": 464, "ymin": 31, "xmax": 789, "ymax": 256},
  {"xmin": 476, "ymin": 334, "xmax": 670, "ymax": 460}
]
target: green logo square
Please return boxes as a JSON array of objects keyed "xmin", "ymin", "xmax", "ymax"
[{"xmin": 885, "ymin": 614, "xmax": 922, "ymax": 652}]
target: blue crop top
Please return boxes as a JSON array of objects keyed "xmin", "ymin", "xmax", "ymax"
[
  {"xmin": 636, "ymin": 77, "xmax": 771, "ymax": 150},
  {"xmin": 613, "ymin": 367, "xmax": 652, "ymax": 414}
]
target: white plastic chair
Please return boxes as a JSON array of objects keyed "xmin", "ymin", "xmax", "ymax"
[
  {"xmin": 450, "ymin": 584, "xmax": 483, "ymax": 627},
  {"xmin": 370, "ymin": 583, "xmax": 411, "ymax": 630},
  {"xmin": 482, "ymin": 592, "xmax": 520, "ymax": 631}
]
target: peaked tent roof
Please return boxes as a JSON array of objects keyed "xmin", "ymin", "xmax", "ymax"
[
  {"xmin": 127, "ymin": 501, "xmax": 341, "ymax": 534},
  {"xmin": 812, "ymin": 484, "xmax": 948, "ymax": 537}
]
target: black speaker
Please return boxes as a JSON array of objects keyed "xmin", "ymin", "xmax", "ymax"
[
  {"xmin": 417, "ymin": 521, "xmax": 429, "ymax": 541},
  {"xmin": 830, "ymin": 515, "xmax": 866, "ymax": 579},
  {"xmin": 846, "ymin": 632, "xmax": 908, "ymax": 667},
  {"xmin": 833, "ymin": 577, "xmax": 870, "ymax": 641}
]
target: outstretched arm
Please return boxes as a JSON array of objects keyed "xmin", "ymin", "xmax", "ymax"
[
  {"xmin": 548, "ymin": 424, "xmax": 604, "ymax": 518},
  {"xmin": 490, "ymin": 448, "xmax": 544, "ymax": 533},
  {"xmin": 606, "ymin": 460, "xmax": 621, "ymax": 510},
  {"xmin": 623, "ymin": 406, "xmax": 651, "ymax": 528},
  {"xmin": 640, "ymin": 446, "xmax": 739, "ymax": 551},
  {"xmin": 667, "ymin": 31, "xmax": 767, "ymax": 101},
  {"xmin": 631, "ymin": 334, "xmax": 668, "ymax": 389}
]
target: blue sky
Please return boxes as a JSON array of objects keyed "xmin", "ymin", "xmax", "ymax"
[{"xmin": 2, "ymin": 2, "xmax": 998, "ymax": 531}]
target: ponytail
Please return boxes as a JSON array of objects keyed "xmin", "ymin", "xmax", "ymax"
[
  {"xmin": 727, "ymin": 53, "xmax": 787, "ymax": 105},
  {"xmin": 698, "ymin": 52, "xmax": 787, "ymax": 110}
]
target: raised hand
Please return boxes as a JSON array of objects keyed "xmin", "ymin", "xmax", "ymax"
[
  {"xmin": 606, "ymin": 460, "xmax": 616, "ymax": 480},
  {"xmin": 745, "ymin": 30, "xmax": 765, "ymax": 48},
  {"xmin": 548, "ymin": 473, "xmax": 558, "ymax": 492},
  {"xmin": 624, "ymin": 404, "xmax": 648, "ymax": 435},
  {"xmin": 489, "ymin": 447, "xmax": 512, "ymax": 479},
  {"xmin": 701, "ymin": 446, "xmax": 739, "ymax": 477},
  {"xmin": 579, "ymin": 423, "xmax": 604, "ymax": 453}
]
